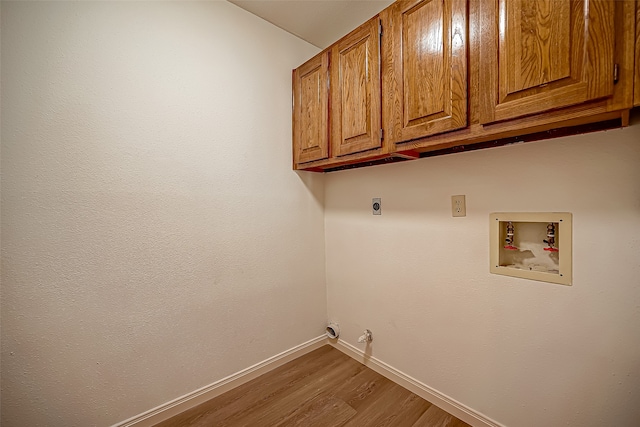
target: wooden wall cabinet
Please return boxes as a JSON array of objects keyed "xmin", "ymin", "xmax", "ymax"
[
  {"xmin": 331, "ymin": 18, "xmax": 382, "ymax": 157},
  {"xmin": 294, "ymin": 17, "xmax": 399, "ymax": 171},
  {"xmin": 292, "ymin": 51, "xmax": 330, "ymax": 165},
  {"xmin": 479, "ymin": 0, "xmax": 616, "ymax": 124},
  {"xmin": 292, "ymin": 0, "xmax": 637, "ymax": 172},
  {"xmin": 382, "ymin": 0, "xmax": 468, "ymax": 145}
]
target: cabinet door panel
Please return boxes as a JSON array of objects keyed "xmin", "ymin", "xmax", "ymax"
[
  {"xmin": 332, "ymin": 18, "xmax": 381, "ymax": 157},
  {"xmin": 480, "ymin": 0, "xmax": 615, "ymax": 124},
  {"xmin": 404, "ymin": 0, "xmax": 446, "ymax": 125},
  {"xmin": 384, "ymin": 0, "xmax": 467, "ymax": 144},
  {"xmin": 293, "ymin": 52, "xmax": 330, "ymax": 164}
]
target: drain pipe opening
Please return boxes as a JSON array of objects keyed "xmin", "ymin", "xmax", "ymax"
[{"xmin": 326, "ymin": 323, "xmax": 340, "ymax": 339}]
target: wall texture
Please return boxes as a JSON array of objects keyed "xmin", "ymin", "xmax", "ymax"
[
  {"xmin": 3, "ymin": 2, "xmax": 640, "ymax": 427},
  {"xmin": 325, "ymin": 122, "xmax": 640, "ymax": 427},
  {"xmin": 0, "ymin": 2, "xmax": 325, "ymax": 425}
]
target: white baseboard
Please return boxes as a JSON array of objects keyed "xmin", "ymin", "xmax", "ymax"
[
  {"xmin": 114, "ymin": 335, "xmax": 502, "ymax": 427},
  {"xmin": 113, "ymin": 335, "xmax": 327, "ymax": 427},
  {"xmin": 331, "ymin": 339, "xmax": 505, "ymax": 427}
]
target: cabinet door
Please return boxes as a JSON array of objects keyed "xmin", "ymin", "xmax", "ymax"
[
  {"xmin": 293, "ymin": 51, "xmax": 330, "ymax": 164},
  {"xmin": 479, "ymin": 0, "xmax": 615, "ymax": 124},
  {"xmin": 383, "ymin": 0, "xmax": 467, "ymax": 145},
  {"xmin": 331, "ymin": 18, "xmax": 382, "ymax": 157}
]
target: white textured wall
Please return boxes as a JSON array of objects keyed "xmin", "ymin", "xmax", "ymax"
[
  {"xmin": 325, "ymin": 122, "xmax": 640, "ymax": 427},
  {"xmin": 0, "ymin": 2, "xmax": 325, "ymax": 425}
]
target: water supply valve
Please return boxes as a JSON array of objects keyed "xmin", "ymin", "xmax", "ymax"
[{"xmin": 358, "ymin": 329, "xmax": 373, "ymax": 343}]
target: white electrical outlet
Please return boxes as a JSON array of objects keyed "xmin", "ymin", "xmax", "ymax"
[{"xmin": 451, "ymin": 195, "xmax": 466, "ymax": 217}]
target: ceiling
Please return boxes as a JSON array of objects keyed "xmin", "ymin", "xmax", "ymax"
[{"xmin": 228, "ymin": 0, "xmax": 394, "ymax": 49}]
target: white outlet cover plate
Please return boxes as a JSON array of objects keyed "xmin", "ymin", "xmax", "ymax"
[{"xmin": 452, "ymin": 195, "xmax": 466, "ymax": 217}]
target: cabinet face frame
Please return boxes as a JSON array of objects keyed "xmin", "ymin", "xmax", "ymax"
[
  {"xmin": 331, "ymin": 18, "xmax": 382, "ymax": 157},
  {"xmin": 383, "ymin": 0, "xmax": 468, "ymax": 145},
  {"xmin": 293, "ymin": 51, "xmax": 330, "ymax": 165},
  {"xmin": 479, "ymin": 0, "xmax": 616, "ymax": 124}
]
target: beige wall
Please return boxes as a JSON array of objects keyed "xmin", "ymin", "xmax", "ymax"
[
  {"xmin": 3, "ymin": 1, "xmax": 640, "ymax": 427},
  {"xmin": 325, "ymin": 121, "xmax": 640, "ymax": 427},
  {"xmin": 0, "ymin": 1, "xmax": 325, "ymax": 425}
]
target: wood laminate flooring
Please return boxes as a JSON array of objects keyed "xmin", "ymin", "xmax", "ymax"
[{"xmin": 156, "ymin": 345, "xmax": 471, "ymax": 427}]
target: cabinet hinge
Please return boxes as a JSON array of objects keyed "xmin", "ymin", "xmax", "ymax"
[
  {"xmin": 380, "ymin": 128, "xmax": 384, "ymax": 141},
  {"xmin": 378, "ymin": 21, "xmax": 383, "ymax": 38},
  {"xmin": 613, "ymin": 63, "xmax": 619, "ymax": 84}
]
